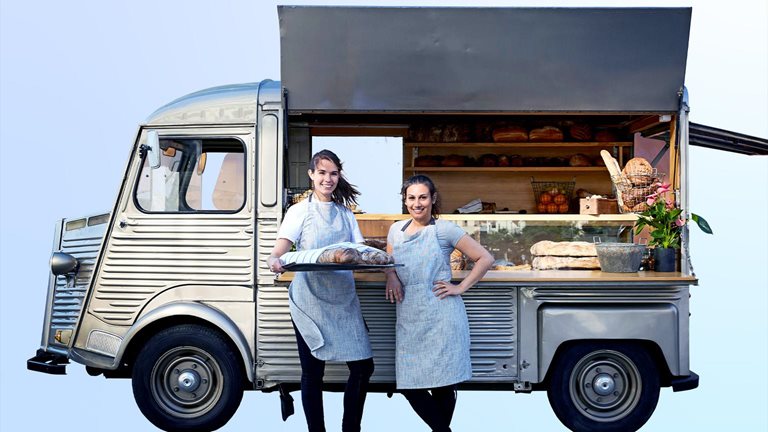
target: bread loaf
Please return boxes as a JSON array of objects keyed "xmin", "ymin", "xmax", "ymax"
[
  {"xmin": 363, "ymin": 238, "xmax": 387, "ymax": 251},
  {"xmin": 595, "ymin": 130, "xmax": 618, "ymax": 142},
  {"xmin": 532, "ymin": 256, "xmax": 601, "ymax": 270},
  {"xmin": 529, "ymin": 126, "xmax": 564, "ymax": 142},
  {"xmin": 569, "ymin": 154, "xmax": 592, "ymax": 167},
  {"xmin": 441, "ymin": 155, "xmax": 466, "ymax": 167},
  {"xmin": 622, "ymin": 157, "xmax": 654, "ymax": 186},
  {"xmin": 450, "ymin": 249, "xmax": 466, "ymax": 271},
  {"xmin": 569, "ymin": 124, "xmax": 592, "ymax": 141},
  {"xmin": 317, "ymin": 248, "xmax": 361, "ymax": 264},
  {"xmin": 480, "ymin": 154, "xmax": 498, "ymax": 167},
  {"xmin": 530, "ymin": 240, "xmax": 597, "ymax": 257},
  {"xmin": 360, "ymin": 250, "xmax": 394, "ymax": 265},
  {"xmin": 414, "ymin": 155, "xmax": 442, "ymax": 167},
  {"xmin": 492, "ymin": 126, "xmax": 528, "ymax": 142}
]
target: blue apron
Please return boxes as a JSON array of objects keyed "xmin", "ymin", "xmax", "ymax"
[
  {"xmin": 392, "ymin": 220, "xmax": 472, "ymax": 389},
  {"xmin": 288, "ymin": 196, "xmax": 373, "ymax": 362}
]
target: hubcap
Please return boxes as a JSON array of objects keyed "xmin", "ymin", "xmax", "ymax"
[
  {"xmin": 569, "ymin": 349, "xmax": 642, "ymax": 423},
  {"xmin": 593, "ymin": 374, "xmax": 616, "ymax": 396},
  {"xmin": 178, "ymin": 370, "xmax": 201, "ymax": 392},
  {"xmin": 150, "ymin": 346, "xmax": 224, "ymax": 418}
]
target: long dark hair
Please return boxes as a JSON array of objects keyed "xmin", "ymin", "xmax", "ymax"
[
  {"xmin": 400, "ymin": 174, "xmax": 441, "ymax": 218},
  {"xmin": 309, "ymin": 149, "xmax": 360, "ymax": 207}
]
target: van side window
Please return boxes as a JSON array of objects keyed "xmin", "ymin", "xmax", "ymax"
[{"xmin": 135, "ymin": 137, "xmax": 245, "ymax": 213}]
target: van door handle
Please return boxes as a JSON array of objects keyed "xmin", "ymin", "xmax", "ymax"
[{"xmin": 119, "ymin": 218, "xmax": 138, "ymax": 229}]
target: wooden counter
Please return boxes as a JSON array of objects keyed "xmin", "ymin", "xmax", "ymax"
[{"xmin": 276, "ymin": 270, "xmax": 697, "ymax": 286}]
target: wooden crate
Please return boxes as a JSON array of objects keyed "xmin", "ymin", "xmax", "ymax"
[{"xmin": 579, "ymin": 197, "xmax": 619, "ymax": 215}]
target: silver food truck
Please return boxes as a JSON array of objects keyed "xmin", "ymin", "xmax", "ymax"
[{"xmin": 27, "ymin": 6, "xmax": 768, "ymax": 432}]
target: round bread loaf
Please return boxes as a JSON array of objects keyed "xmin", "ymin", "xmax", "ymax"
[
  {"xmin": 595, "ymin": 130, "xmax": 619, "ymax": 142},
  {"xmin": 569, "ymin": 153, "xmax": 592, "ymax": 167},
  {"xmin": 622, "ymin": 157, "xmax": 654, "ymax": 186},
  {"xmin": 569, "ymin": 124, "xmax": 592, "ymax": 141}
]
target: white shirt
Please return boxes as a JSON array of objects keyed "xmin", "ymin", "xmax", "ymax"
[{"xmin": 277, "ymin": 199, "xmax": 364, "ymax": 245}]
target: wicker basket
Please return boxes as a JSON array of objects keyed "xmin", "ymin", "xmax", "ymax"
[{"xmin": 612, "ymin": 169, "xmax": 663, "ymax": 213}]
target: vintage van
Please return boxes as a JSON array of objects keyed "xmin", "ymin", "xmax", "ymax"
[{"xmin": 27, "ymin": 6, "xmax": 768, "ymax": 432}]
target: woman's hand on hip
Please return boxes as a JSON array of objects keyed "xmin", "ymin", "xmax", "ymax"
[{"xmin": 432, "ymin": 280, "xmax": 465, "ymax": 299}]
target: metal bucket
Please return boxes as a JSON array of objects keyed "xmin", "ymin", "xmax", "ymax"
[{"xmin": 594, "ymin": 243, "xmax": 645, "ymax": 273}]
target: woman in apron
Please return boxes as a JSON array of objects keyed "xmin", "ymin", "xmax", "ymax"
[
  {"xmin": 385, "ymin": 174, "xmax": 493, "ymax": 432},
  {"xmin": 267, "ymin": 150, "xmax": 374, "ymax": 432}
]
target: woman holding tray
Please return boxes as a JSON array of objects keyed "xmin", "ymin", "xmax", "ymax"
[
  {"xmin": 267, "ymin": 149, "xmax": 373, "ymax": 432},
  {"xmin": 385, "ymin": 174, "xmax": 493, "ymax": 432}
]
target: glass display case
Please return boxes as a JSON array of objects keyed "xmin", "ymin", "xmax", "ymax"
[{"xmin": 356, "ymin": 214, "xmax": 637, "ymax": 266}]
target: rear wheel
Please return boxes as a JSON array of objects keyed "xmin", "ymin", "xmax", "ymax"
[
  {"xmin": 547, "ymin": 342, "xmax": 660, "ymax": 432},
  {"xmin": 132, "ymin": 324, "xmax": 244, "ymax": 432}
]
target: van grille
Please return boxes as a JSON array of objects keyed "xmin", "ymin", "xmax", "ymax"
[{"xmin": 49, "ymin": 215, "xmax": 109, "ymax": 339}]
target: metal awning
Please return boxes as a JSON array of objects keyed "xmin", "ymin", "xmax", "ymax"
[
  {"xmin": 689, "ymin": 123, "xmax": 768, "ymax": 155},
  {"xmin": 278, "ymin": 6, "xmax": 691, "ymax": 114}
]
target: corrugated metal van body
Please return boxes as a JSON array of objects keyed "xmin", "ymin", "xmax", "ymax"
[
  {"xmin": 91, "ymin": 214, "xmax": 254, "ymax": 324},
  {"xmin": 256, "ymin": 281, "xmax": 518, "ymax": 388}
]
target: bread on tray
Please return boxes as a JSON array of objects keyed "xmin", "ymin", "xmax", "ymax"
[{"xmin": 282, "ymin": 242, "xmax": 394, "ymax": 266}]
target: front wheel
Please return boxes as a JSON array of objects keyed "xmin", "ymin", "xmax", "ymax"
[
  {"xmin": 132, "ymin": 324, "xmax": 244, "ymax": 432},
  {"xmin": 547, "ymin": 342, "xmax": 660, "ymax": 432}
]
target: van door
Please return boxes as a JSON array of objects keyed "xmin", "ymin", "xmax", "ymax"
[{"xmin": 74, "ymin": 127, "xmax": 256, "ymax": 354}]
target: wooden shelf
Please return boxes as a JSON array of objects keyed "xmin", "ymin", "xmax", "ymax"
[
  {"xmin": 405, "ymin": 167, "xmax": 610, "ymax": 173},
  {"xmin": 405, "ymin": 141, "xmax": 632, "ymax": 148}
]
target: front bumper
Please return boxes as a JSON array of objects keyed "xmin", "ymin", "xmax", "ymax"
[
  {"xmin": 671, "ymin": 371, "xmax": 699, "ymax": 392},
  {"xmin": 27, "ymin": 349, "xmax": 69, "ymax": 375}
]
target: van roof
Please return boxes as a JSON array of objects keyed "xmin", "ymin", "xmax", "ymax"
[{"xmin": 144, "ymin": 82, "xmax": 269, "ymax": 126}]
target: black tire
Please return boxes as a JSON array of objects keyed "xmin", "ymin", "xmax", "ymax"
[
  {"xmin": 547, "ymin": 342, "xmax": 660, "ymax": 432},
  {"xmin": 132, "ymin": 324, "xmax": 244, "ymax": 432}
]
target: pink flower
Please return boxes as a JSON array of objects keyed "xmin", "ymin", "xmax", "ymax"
[
  {"xmin": 646, "ymin": 196, "xmax": 656, "ymax": 206},
  {"xmin": 675, "ymin": 218, "xmax": 686, "ymax": 227},
  {"xmin": 656, "ymin": 184, "xmax": 670, "ymax": 194}
]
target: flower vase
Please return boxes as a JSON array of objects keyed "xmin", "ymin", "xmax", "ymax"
[{"xmin": 653, "ymin": 247, "xmax": 677, "ymax": 272}]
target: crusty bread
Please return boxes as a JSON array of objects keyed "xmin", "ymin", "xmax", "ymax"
[
  {"xmin": 492, "ymin": 126, "xmax": 528, "ymax": 142},
  {"xmin": 622, "ymin": 157, "xmax": 654, "ymax": 186},
  {"xmin": 530, "ymin": 240, "xmax": 597, "ymax": 257},
  {"xmin": 529, "ymin": 126, "xmax": 564, "ymax": 142},
  {"xmin": 532, "ymin": 256, "xmax": 600, "ymax": 270},
  {"xmin": 569, "ymin": 153, "xmax": 592, "ymax": 167},
  {"xmin": 450, "ymin": 249, "xmax": 466, "ymax": 271},
  {"xmin": 441, "ymin": 154, "xmax": 467, "ymax": 167},
  {"xmin": 569, "ymin": 124, "xmax": 592, "ymax": 141},
  {"xmin": 360, "ymin": 250, "xmax": 393, "ymax": 265},
  {"xmin": 317, "ymin": 248, "xmax": 361, "ymax": 264}
]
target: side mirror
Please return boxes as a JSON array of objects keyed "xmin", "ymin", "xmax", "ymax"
[{"xmin": 147, "ymin": 130, "xmax": 161, "ymax": 169}]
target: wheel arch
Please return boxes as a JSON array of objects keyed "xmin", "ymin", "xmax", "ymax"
[
  {"xmin": 114, "ymin": 302, "xmax": 254, "ymax": 383},
  {"xmin": 537, "ymin": 304, "xmax": 683, "ymax": 381},
  {"xmin": 541, "ymin": 339, "xmax": 672, "ymax": 388}
]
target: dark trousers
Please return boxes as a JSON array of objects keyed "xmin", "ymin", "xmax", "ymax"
[
  {"xmin": 401, "ymin": 385, "xmax": 458, "ymax": 432},
  {"xmin": 293, "ymin": 323, "xmax": 375, "ymax": 432}
]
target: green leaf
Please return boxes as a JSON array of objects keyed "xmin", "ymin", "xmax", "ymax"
[{"xmin": 691, "ymin": 213, "xmax": 713, "ymax": 234}]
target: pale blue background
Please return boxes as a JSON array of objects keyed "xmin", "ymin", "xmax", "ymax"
[{"xmin": 1, "ymin": 1, "xmax": 766, "ymax": 431}]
